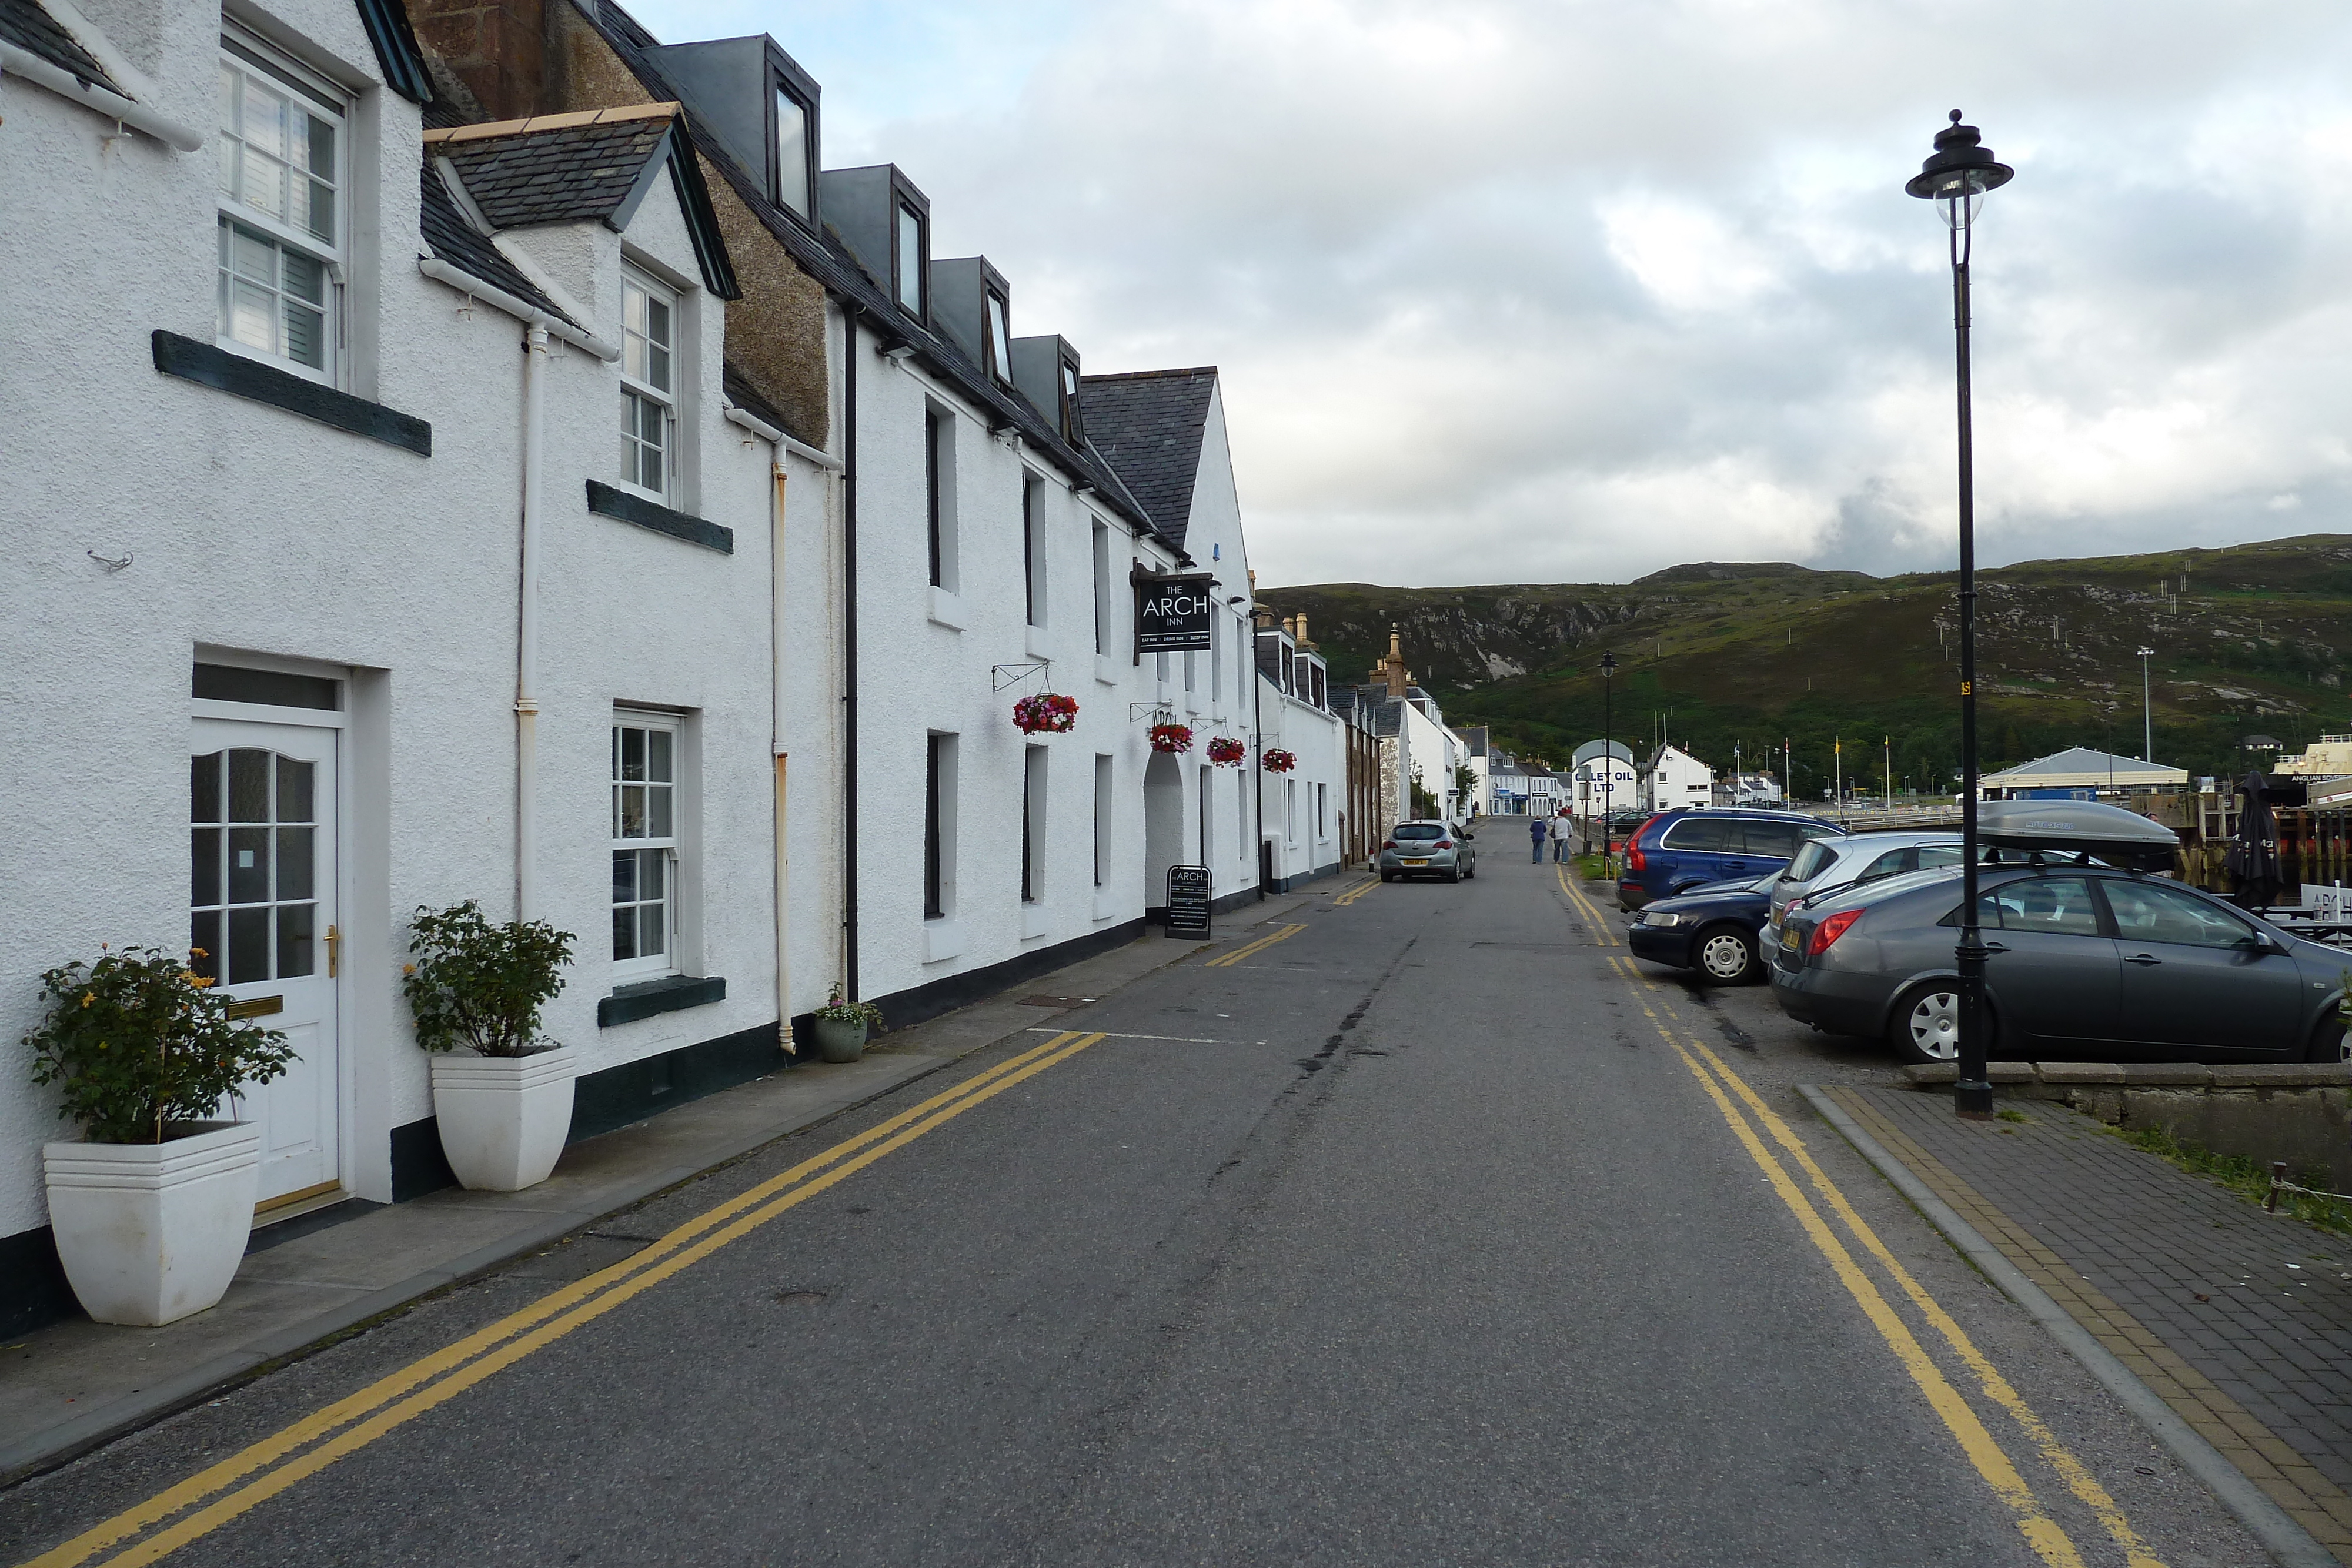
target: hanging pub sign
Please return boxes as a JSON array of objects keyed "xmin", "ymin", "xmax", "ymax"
[{"xmin": 1132, "ymin": 569, "xmax": 1217, "ymax": 658}]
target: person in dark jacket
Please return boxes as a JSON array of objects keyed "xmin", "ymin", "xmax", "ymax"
[{"xmin": 1529, "ymin": 814, "xmax": 1549, "ymax": 863}]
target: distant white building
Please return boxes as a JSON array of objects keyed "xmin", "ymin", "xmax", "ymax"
[
  {"xmin": 1979, "ymin": 748, "xmax": 2188, "ymax": 801},
  {"xmin": 1571, "ymin": 741, "xmax": 1637, "ymax": 830},
  {"xmin": 1731, "ymin": 773, "xmax": 1784, "ymax": 807},
  {"xmin": 1643, "ymin": 744, "xmax": 1713, "ymax": 814}
]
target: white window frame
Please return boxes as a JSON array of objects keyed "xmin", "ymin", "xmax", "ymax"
[
  {"xmin": 215, "ymin": 30, "xmax": 347, "ymax": 385},
  {"xmin": 620, "ymin": 268, "xmax": 678, "ymax": 503},
  {"xmin": 611, "ymin": 711, "xmax": 681, "ymax": 982}
]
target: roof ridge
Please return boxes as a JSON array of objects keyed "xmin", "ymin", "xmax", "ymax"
[
  {"xmin": 1079, "ymin": 366, "xmax": 1218, "ymax": 383},
  {"xmin": 423, "ymin": 100, "xmax": 679, "ymax": 144}
]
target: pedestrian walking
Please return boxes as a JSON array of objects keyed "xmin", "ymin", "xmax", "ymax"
[
  {"xmin": 1555, "ymin": 810, "xmax": 1573, "ymax": 862},
  {"xmin": 1529, "ymin": 814, "xmax": 1549, "ymax": 864}
]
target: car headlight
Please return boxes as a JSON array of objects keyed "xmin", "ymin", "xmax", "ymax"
[{"xmin": 1643, "ymin": 912, "xmax": 1684, "ymax": 928}]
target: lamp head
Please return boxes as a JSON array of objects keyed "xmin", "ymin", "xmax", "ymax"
[
  {"xmin": 1601, "ymin": 650, "xmax": 1617, "ymax": 676},
  {"xmin": 1905, "ymin": 110, "xmax": 2013, "ymax": 228}
]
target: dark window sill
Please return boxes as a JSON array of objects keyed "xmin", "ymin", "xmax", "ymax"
[
  {"xmin": 599, "ymin": 974, "xmax": 726, "ymax": 1028},
  {"xmin": 586, "ymin": 480, "xmax": 733, "ymax": 554},
  {"xmin": 152, "ymin": 331, "xmax": 431, "ymax": 456}
]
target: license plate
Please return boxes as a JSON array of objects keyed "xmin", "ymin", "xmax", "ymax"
[
  {"xmin": 1780, "ymin": 927, "xmax": 1800, "ymax": 950},
  {"xmin": 1402, "ymin": 858, "xmax": 1429, "ymax": 866}
]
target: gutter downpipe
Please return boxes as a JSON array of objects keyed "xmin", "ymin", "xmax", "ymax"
[
  {"xmin": 419, "ymin": 259, "xmax": 619, "ymax": 361},
  {"xmin": 841, "ymin": 306, "xmax": 861, "ymax": 1002},
  {"xmin": 0, "ymin": 43, "xmax": 202, "ymax": 149},
  {"xmin": 1253, "ymin": 619, "xmax": 1267, "ymax": 900},
  {"xmin": 516, "ymin": 322, "xmax": 549, "ymax": 920}
]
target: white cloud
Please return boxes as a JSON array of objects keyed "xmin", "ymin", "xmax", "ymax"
[{"xmin": 633, "ymin": 0, "xmax": 2352, "ymax": 587}]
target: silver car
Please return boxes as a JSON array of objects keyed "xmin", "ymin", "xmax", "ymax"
[
  {"xmin": 1378, "ymin": 821, "xmax": 1477, "ymax": 882},
  {"xmin": 1765, "ymin": 831, "xmax": 1964, "ymax": 945},
  {"xmin": 1770, "ymin": 864, "xmax": 2350, "ymax": 1065}
]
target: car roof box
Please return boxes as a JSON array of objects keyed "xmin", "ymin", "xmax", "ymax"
[{"xmin": 1977, "ymin": 799, "xmax": 2179, "ymax": 871}]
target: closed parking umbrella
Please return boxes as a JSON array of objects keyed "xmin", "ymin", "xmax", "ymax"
[{"xmin": 2225, "ymin": 769, "xmax": 2281, "ymax": 911}]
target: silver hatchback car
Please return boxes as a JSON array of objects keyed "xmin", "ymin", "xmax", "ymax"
[
  {"xmin": 1765, "ymin": 831, "xmax": 1963, "ymax": 945},
  {"xmin": 1378, "ymin": 821, "xmax": 1477, "ymax": 882}
]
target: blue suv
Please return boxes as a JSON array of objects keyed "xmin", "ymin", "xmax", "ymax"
[{"xmin": 1617, "ymin": 809, "xmax": 1844, "ymax": 911}]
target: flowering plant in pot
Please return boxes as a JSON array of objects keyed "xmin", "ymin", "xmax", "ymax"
[
  {"xmin": 811, "ymin": 987, "xmax": 885, "ymax": 1064},
  {"xmin": 25, "ymin": 944, "xmax": 296, "ymax": 1324},
  {"xmin": 1012, "ymin": 693, "xmax": 1078, "ymax": 734},
  {"xmin": 1149, "ymin": 723, "xmax": 1194, "ymax": 754},
  {"xmin": 1262, "ymin": 748, "xmax": 1298, "ymax": 774},
  {"xmin": 404, "ymin": 901, "xmax": 577, "ymax": 1192},
  {"xmin": 1205, "ymin": 736, "xmax": 1246, "ymax": 767}
]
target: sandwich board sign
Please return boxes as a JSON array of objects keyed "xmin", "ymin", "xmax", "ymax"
[
  {"xmin": 1165, "ymin": 864, "xmax": 1212, "ymax": 939},
  {"xmin": 1134, "ymin": 571, "xmax": 1215, "ymax": 656}
]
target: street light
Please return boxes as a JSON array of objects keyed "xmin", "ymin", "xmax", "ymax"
[
  {"xmin": 2137, "ymin": 646, "xmax": 2156, "ymax": 761},
  {"xmin": 1907, "ymin": 109, "xmax": 2012, "ymax": 1123},
  {"xmin": 1601, "ymin": 650, "xmax": 1617, "ymax": 868}
]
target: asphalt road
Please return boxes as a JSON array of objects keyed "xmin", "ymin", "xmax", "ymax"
[{"xmin": 2, "ymin": 849, "xmax": 2276, "ymax": 1566}]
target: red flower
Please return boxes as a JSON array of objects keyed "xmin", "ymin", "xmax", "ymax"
[
  {"xmin": 1205, "ymin": 737, "xmax": 1247, "ymax": 766},
  {"xmin": 1013, "ymin": 693, "xmax": 1080, "ymax": 734},
  {"xmin": 1149, "ymin": 723, "xmax": 1194, "ymax": 754},
  {"xmin": 1262, "ymin": 748, "xmax": 1298, "ymax": 774}
]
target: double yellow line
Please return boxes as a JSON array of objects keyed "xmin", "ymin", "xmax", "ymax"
[
  {"xmin": 1204, "ymin": 922, "xmax": 1306, "ymax": 968},
  {"xmin": 1330, "ymin": 877, "xmax": 1381, "ymax": 907},
  {"xmin": 1555, "ymin": 861, "xmax": 1619, "ymax": 947},
  {"xmin": 1601, "ymin": 957, "xmax": 2161, "ymax": 1568},
  {"xmin": 26, "ymin": 1030, "xmax": 1108, "ymax": 1568}
]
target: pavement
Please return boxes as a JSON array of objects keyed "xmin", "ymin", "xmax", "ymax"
[
  {"xmin": 0, "ymin": 850, "xmax": 2291, "ymax": 1566},
  {"xmin": 0, "ymin": 894, "xmax": 1313, "ymax": 1483},
  {"xmin": 1819, "ymin": 1082, "xmax": 2352, "ymax": 1563}
]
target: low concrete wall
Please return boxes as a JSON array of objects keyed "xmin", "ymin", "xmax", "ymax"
[{"xmin": 1906, "ymin": 1062, "xmax": 2352, "ymax": 1188}]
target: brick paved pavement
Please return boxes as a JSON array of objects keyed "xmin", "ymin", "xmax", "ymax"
[{"xmin": 1828, "ymin": 1085, "xmax": 2352, "ymax": 1563}]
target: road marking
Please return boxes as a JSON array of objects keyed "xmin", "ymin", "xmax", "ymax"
[
  {"xmin": 1331, "ymin": 878, "xmax": 1381, "ymax": 907},
  {"xmin": 1598, "ymin": 942, "xmax": 2164, "ymax": 1568},
  {"xmin": 25, "ymin": 1032, "xmax": 1109, "ymax": 1568},
  {"xmin": 1650, "ymin": 1019, "xmax": 2090, "ymax": 1567},
  {"xmin": 1023, "ymin": 1027, "xmax": 1249, "ymax": 1045},
  {"xmin": 1555, "ymin": 862, "xmax": 1619, "ymax": 946},
  {"xmin": 1204, "ymin": 922, "xmax": 1307, "ymax": 968}
]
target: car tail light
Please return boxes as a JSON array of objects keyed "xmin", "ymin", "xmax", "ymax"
[
  {"xmin": 1435, "ymin": 840, "xmax": 1453, "ymax": 850},
  {"xmin": 1626, "ymin": 841, "xmax": 1646, "ymax": 872},
  {"xmin": 1808, "ymin": 908, "xmax": 1863, "ymax": 956},
  {"xmin": 1382, "ymin": 840, "xmax": 1396, "ymax": 851}
]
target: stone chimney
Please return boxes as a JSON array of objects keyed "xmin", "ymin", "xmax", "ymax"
[
  {"xmin": 1380, "ymin": 624, "xmax": 1410, "ymax": 699},
  {"xmin": 1294, "ymin": 613, "xmax": 1308, "ymax": 648},
  {"xmin": 407, "ymin": 0, "xmax": 559, "ymax": 121}
]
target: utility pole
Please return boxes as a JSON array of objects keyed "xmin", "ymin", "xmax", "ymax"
[
  {"xmin": 2138, "ymin": 645, "xmax": 2156, "ymax": 761},
  {"xmin": 1835, "ymin": 735, "xmax": 1844, "ymax": 823},
  {"xmin": 1884, "ymin": 735, "xmax": 1892, "ymax": 812}
]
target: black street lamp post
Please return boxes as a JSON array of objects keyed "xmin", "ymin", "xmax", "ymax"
[
  {"xmin": 1601, "ymin": 650, "xmax": 1618, "ymax": 867},
  {"xmin": 1907, "ymin": 111, "xmax": 2012, "ymax": 1122}
]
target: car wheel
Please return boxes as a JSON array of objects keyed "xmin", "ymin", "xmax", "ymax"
[
  {"xmin": 1446, "ymin": 868, "xmax": 1461, "ymax": 883},
  {"xmin": 1694, "ymin": 927, "xmax": 1757, "ymax": 985},
  {"xmin": 1381, "ymin": 872, "xmax": 1398, "ymax": 883},
  {"xmin": 1889, "ymin": 984, "xmax": 1963, "ymax": 1065},
  {"xmin": 2306, "ymin": 1014, "xmax": 2350, "ymax": 1064}
]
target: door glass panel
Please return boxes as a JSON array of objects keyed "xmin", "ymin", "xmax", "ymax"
[
  {"xmin": 2105, "ymin": 881, "xmax": 2251, "ymax": 948},
  {"xmin": 193, "ymin": 827, "xmax": 222, "ymax": 907},
  {"xmin": 277, "ymin": 902, "xmax": 315, "ymax": 977},
  {"xmin": 229, "ymin": 748, "xmax": 271, "ymax": 821},
  {"xmin": 228, "ymin": 827, "xmax": 272, "ymax": 903},
  {"xmin": 193, "ymin": 752, "xmax": 223, "ymax": 823},
  {"xmin": 277, "ymin": 825, "xmax": 313, "ymax": 900},
  {"xmin": 191, "ymin": 910, "xmax": 222, "ymax": 981},
  {"xmin": 276, "ymin": 755, "xmax": 313, "ymax": 822},
  {"xmin": 228, "ymin": 907, "xmax": 270, "ymax": 983}
]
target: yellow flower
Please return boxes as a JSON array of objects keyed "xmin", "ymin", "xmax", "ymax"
[
  {"xmin": 403, "ymin": 964, "xmax": 417, "ymax": 976},
  {"xmin": 80, "ymin": 992, "xmax": 94, "ymax": 1008}
]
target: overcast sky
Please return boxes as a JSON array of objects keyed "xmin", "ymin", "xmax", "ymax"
[{"xmin": 636, "ymin": 0, "xmax": 2352, "ymax": 589}]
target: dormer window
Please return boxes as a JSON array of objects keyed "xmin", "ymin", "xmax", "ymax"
[
  {"xmin": 1059, "ymin": 359, "xmax": 1084, "ymax": 444},
  {"xmin": 774, "ymin": 86, "xmax": 810, "ymax": 218},
  {"xmin": 895, "ymin": 202, "xmax": 925, "ymax": 315},
  {"xmin": 984, "ymin": 290, "xmax": 1011, "ymax": 382}
]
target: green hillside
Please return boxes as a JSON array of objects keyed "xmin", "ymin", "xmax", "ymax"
[{"xmin": 1257, "ymin": 534, "xmax": 2352, "ymax": 798}]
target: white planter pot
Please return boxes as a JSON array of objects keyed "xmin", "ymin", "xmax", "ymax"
[
  {"xmin": 430, "ymin": 1047, "xmax": 577, "ymax": 1192},
  {"xmin": 43, "ymin": 1121, "xmax": 259, "ymax": 1326}
]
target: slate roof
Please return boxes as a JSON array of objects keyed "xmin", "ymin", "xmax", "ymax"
[
  {"xmin": 0, "ymin": 0, "xmax": 121, "ymax": 93},
  {"xmin": 1982, "ymin": 747, "xmax": 2186, "ymax": 783},
  {"xmin": 1078, "ymin": 368, "xmax": 1217, "ymax": 545},
  {"xmin": 722, "ymin": 363, "xmax": 791, "ymax": 432},
  {"xmin": 575, "ymin": 0, "xmax": 1171, "ymax": 550},
  {"xmin": 416, "ymin": 164, "xmax": 576, "ymax": 326},
  {"xmin": 428, "ymin": 106, "xmax": 677, "ymax": 229}
]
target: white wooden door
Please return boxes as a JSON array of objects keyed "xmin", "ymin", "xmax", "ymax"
[{"xmin": 191, "ymin": 718, "xmax": 339, "ymax": 1207}]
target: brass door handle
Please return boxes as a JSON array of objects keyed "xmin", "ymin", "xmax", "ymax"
[{"xmin": 326, "ymin": 924, "xmax": 341, "ymax": 978}]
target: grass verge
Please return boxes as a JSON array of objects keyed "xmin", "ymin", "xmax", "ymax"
[
  {"xmin": 1573, "ymin": 854, "xmax": 1611, "ymax": 881},
  {"xmin": 2099, "ymin": 1119, "xmax": 2352, "ymax": 1238}
]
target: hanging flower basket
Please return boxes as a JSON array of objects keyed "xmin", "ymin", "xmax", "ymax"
[
  {"xmin": 1206, "ymin": 737, "xmax": 1247, "ymax": 767},
  {"xmin": 1262, "ymin": 748, "xmax": 1298, "ymax": 774},
  {"xmin": 1013, "ymin": 693, "xmax": 1079, "ymax": 734},
  {"xmin": 1149, "ymin": 723, "xmax": 1194, "ymax": 754}
]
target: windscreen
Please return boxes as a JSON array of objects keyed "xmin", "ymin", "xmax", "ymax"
[
  {"xmin": 1394, "ymin": 824, "xmax": 1444, "ymax": 840},
  {"xmin": 1785, "ymin": 841, "xmax": 1838, "ymax": 882}
]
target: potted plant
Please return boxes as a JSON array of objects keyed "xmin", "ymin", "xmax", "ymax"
[
  {"xmin": 1013, "ymin": 693, "xmax": 1078, "ymax": 734},
  {"xmin": 1262, "ymin": 748, "xmax": 1298, "ymax": 774},
  {"xmin": 811, "ymin": 987, "xmax": 884, "ymax": 1063},
  {"xmin": 1206, "ymin": 736, "xmax": 1246, "ymax": 767},
  {"xmin": 404, "ymin": 901, "xmax": 576, "ymax": 1193},
  {"xmin": 25, "ymin": 944, "xmax": 297, "ymax": 1325},
  {"xmin": 1149, "ymin": 722, "xmax": 1194, "ymax": 754}
]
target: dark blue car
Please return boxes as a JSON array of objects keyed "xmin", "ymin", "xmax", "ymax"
[
  {"xmin": 1616, "ymin": 808, "xmax": 1843, "ymax": 911},
  {"xmin": 1626, "ymin": 872, "xmax": 1778, "ymax": 984}
]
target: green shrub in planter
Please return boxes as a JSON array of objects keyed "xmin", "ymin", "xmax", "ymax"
[
  {"xmin": 24, "ymin": 945, "xmax": 296, "ymax": 1144},
  {"xmin": 403, "ymin": 901, "xmax": 576, "ymax": 1056},
  {"xmin": 811, "ymin": 988, "xmax": 883, "ymax": 1063}
]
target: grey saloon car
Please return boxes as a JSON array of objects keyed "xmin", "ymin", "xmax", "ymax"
[
  {"xmin": 1378, "ymin": 821, "xmax": 1476, "ymax": 882},
  {"xmin": 1770, "ymin": 864, "xmax": 2351, "ymax": 1065}
]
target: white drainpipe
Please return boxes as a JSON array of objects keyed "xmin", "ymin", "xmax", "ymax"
[{"xmin": 516, "ymin": 323, "xmax": 548, "ymax": 920}]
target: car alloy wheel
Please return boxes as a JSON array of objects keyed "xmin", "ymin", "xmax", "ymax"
[
  {"xmin": 1896, "ymin": 988, "xmax": 1962, "ymax": 1064},
  {"xmin": 2308, "ymin": 1017, "xmax": 2351, "ymax": 1064},
  {"xmin": 1696, "ymin": 929, "xmax": 1755, "ymax": 984}
]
